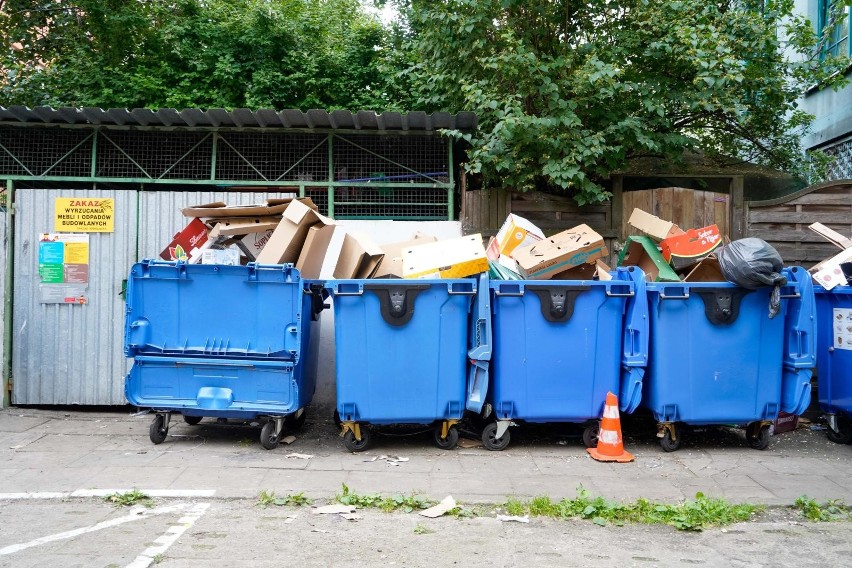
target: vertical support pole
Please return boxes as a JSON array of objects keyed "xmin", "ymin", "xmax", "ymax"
[
  {"xmin": 299, "ymin": 185, "xmax": 305, "ymax": 198},
  {"xmin": 730, "ymin": 176, "xmax": 745, "ymax": 240},
  {"xmin": 447, "ymin": 140, "xmax": 455, "ymax": 221},
  {"xmin": 90, "ymin": 129, "xmax": 98, "ymax": 178},
  {"xmin": 3, "ymin": 179, "xmax": 15, "ymax": 407},
  {"xmin": 327, "ymin": 134, "xmax": 335, "ymax": 218},
  {"xmin": 611, "ymin": 174, "xmax": 624, "ymax": 241},
  {"xmin": 210, "ymin": 132, "xmax": 218, "ymax": 181}
]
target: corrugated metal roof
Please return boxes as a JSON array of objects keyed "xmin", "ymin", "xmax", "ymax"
[{"xmin": 0, "ymin": 106, "xmax": 477, "ymax": 131}]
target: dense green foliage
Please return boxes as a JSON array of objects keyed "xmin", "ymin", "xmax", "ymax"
[
  {"xmin": 408, "ymin": 0, "xmax": 851, "ymax": 203},
  {"xmin": 0, "ymin": 0, "xmax": 410, "ymax": 110}
]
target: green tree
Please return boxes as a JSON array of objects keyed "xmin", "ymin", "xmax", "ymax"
[
  {"xmin": 407, "ymin": 0, "xmax": 851, "ymax": 204},
  {"xmin": 0, "ymin": 0, "xmax": 412, "ymax": 110}
]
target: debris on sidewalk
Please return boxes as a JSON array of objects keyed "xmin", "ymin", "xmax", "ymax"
[
  {"xmin": 364, "ymin": 455, "xmax": 409, "ymax": 465},
  {"xmin": 419, "ymin": 495, "xmax": 456, "ymax": 518},
  {"xmin": 281, "ymin": 435, "xmax": 297, "ymax": 445},
  {"xmin": 285, "ymin": 452, "xmax": 313, "ymax": 460},
  {"xmin": 340, "ymin": 513, "xmax": 363, "ymax": 521},
  {"xmin": 313, "ymin": 504, "xmax": 356, "ymax": 515},
  {"xmin": 457, "ymin": 438, "xmax": 482, "ymax": 449},
  {"xmin": 496, "ymin": 514, "xmax": 530, "ymax": 523},
  {"xmin": 284, "ymin": 514, "xmax": 298, "ymax": 524}
]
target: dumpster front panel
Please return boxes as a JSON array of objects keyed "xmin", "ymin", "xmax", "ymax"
[
  {"xmin": 125, "ymin": 356, "xmax": 304, "ymax": 418},
  {"xmin": 330, "ymin": 279, "xmax": 474, "ymax": 425},
  {"xmin": 489, "ymin": 274, "xmax": 637, "ymax": 423},
  {"xmin": 124, "ymin": 260, "xmax": 303, "ymax": 361},
  {"xmin": 643, "ymin": 282, "xmax": 786, "ymax": 425},
  {"xmin": 815, "ymin": 286, "xmax": 852, "ymax": 416}
]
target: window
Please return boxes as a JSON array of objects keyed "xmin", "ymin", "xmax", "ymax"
[{"xmin": 818, "ymin": 0, "xmax": 851, "ymax": 59}]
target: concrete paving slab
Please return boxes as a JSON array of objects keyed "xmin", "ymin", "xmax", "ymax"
[
  {"xmin": 84, "ymin": 465, "xmax": 187, "ymax": 491},
  {"xmin": 0, "ymin": 413, "xmax": 50, "ymax": 433},
  {"xmin": 14, "ymin": 434, "xmax": 110, "ymax": 453},
  {"xmin": 751, "ymin": 474, "xmax": 850, "ymax": 503},
  {"xmin": 259, "ymin": 469, "xmax": 348, "ymax": 498},
  {"xmin": 168, "ymin": 467, "xmax": 265, "ymax": 497},
  {"xmin": 65, "ymin": 449, "xmax": 164, "ymax": 468},
  {"xmin": 2, "ymin": 466, "xmax": 106, "ymax": 492}
]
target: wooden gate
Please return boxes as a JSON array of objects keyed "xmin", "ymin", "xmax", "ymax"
[{"xmin": 621, "ymin": 187, "xmax": 730, "ymax": 240}]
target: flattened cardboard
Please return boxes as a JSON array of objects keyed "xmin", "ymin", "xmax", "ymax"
[
  {"xmin": 201, "ymin": 248, "xmax": 241, "ymax": 265},
  {"xmin": 334, "ymin": 232, "xmax": 384, "ymax": 279},
  {"xmin": 402, "ymin": 234, "xmax": 488, "ymax": 279},
  {"xmin": 617, "ymin": 236, "xmax": 681, "ymax": 282},
  {"xmin": 255, "ymin": 199, "xmax": 333, "ymax": 265},
  {"xmin": 811, "ymin": 246, "xmax": 852, "ymax": 290},
  {"xmin": 296, "ymin": 224, "xmax": 337, "ymax": 279},
  {"xmin": 512, "ymin": 224, "xmax": 608, "ymax": 280},
  {"xmin": 487, "ymin": 214, "xmax": 545, "ymax": 259},
  {"xmin": 681, "ymin": 254, "xmax": 724, "ymax": 282},
  {"xmin": 628, "ymin": 208, "xmax": 685, "ymax": 240},
  {"xmin": 373, "ymin": 233, "xmax": 439, "ymax": 278},
  {"xmin": 182, "ymin": 197, "xmax": 316, "ymax": 219},
  {"xmin": 160, "ymin": 217, "xmax": 211, "ymax": 263},
  {"xmin": 809, "ymin": 222, "xmax": 852, "ymax": 250},
  {"xmin": 661, "ymin": 225, "xmax": 723, "ymax": 270},
  {"xmin": 209, "ymin": 216, "xmax": 282, "ymax": 237}
]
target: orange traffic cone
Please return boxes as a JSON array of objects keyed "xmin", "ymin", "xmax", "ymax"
[{"xmin": 586, "ymin": 392, "xmax": 634, "ymax": 463}]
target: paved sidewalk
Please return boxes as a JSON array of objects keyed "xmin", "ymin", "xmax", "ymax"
[{"xmin": 1, "ymin": 407, "xmax": 849, "ymax": 505}]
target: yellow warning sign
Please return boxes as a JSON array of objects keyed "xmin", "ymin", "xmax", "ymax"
[{"xmin": 54, "ymin": 198, "xmax": 114, "ymax": 232}]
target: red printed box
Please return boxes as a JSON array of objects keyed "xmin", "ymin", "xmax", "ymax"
[{"xmin": 160, "ymin": 218, "xmax": 211, "ymax": 263}]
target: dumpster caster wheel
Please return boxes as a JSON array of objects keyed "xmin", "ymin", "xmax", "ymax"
[
  {"xmin": 482, "ymin": 422, "xmax": 511, "ymax": 451},
  {"xmin": 434, "ymin": 426, "xmax": 459, "ymax": 450},
  {"xmin": 284, "ymin": 408, "xmax": 307, "ymax": 431},
  {"xmin": 747, "ymin": 423, "xmax": 771, "ymax": 450},
  {"xmin": 183, "ymin": 415, "xmax": 202, "ymax": 426},
  {"xmin": 826, "ymin": 417, "xmax": 852, "ymax": 444},
  {"xmin": 659, "ymin": 428, "xmax": 680, "ymax": 452},
  {"xmin": 149, "ymin": 415, "xmax": 168, "ymax": 445},
  {"xmin": 260, "ymin": 421, "xmax": 281, "ymax": 450},
  {"xmin": 582, "ymin": 423, "xmax": 599, "ymax": 449},
  {"xmin": 343, "ymin": 429, "xmax": 371, "ymax": 452}
]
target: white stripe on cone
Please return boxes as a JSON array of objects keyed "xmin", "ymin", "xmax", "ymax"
[
  {"xmin": 600, "ymin": 430, "xmax": 621, "ymax": 445},
  {"xmin": 603, "ymin": 405, "xmax": 619, "ymax": 419}
]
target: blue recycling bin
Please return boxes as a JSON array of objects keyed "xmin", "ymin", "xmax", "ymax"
[
  {"xmin": 326, "ymin": 274, "xmax": 490, "ymax": 452},
  {"xmin": 484, "ymin": 266, "xmax": 649, "ymax": 450},
  {"xmin": 124, "ymin": 260, "xmax": 321, "ymax": 449},
  {"xmin": 641, "ymin": 266, "xmax": 816, "ymax": 451},
  {"xmin": 815, "ymin": 285, "xmax": 852, "ymax": 443}
]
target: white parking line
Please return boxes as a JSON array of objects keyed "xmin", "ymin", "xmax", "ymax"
[
  {"xmin": 0, "ymin": 503, "xmax": 191, "ymax": 556},
  {"xmin": 125, "ymin": 502, "xmax": 211, "ymax": 568}
]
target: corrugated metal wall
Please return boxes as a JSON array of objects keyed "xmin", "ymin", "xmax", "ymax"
[
  {"xmin": 0, "ymin": 208, "xmax": 6, "ymax": 392},
  {"xmin": 137, "ymin": 190, "xmax": 297, "ymax": 258},
  {"xmin": 13, "ymin": 189, "xmax": 137, "ymax": 405}
]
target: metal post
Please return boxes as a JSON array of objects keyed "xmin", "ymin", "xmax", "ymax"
[
  {"xmin": 3, "ymin": 179, "xmax": 15, "ymax": 407},
  {"xmin": 90, "ymin": 130, "xmax": 98, "ymax": 178},
  {"xmin": 327, "ymin": 134, "xmax": 335, "ymax": 218},
  {"xmin": 210, "ymin": 132, "xmax": 218, "ymax": 181},
  {"xmin": 447, "ymin": 140, "xmax": 455, "ymax": 221}
]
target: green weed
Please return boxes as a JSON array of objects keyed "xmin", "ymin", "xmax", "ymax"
[
  {"xmin": 413, "ymin": 523, "xmax": 434, "ymax": 535},
  {"xmin": 793, "ymin": 496, "xmax": 851, "ymax": 522},
  {"xmin": 336, "ymin": 483, "xmax": 434, "ymax": 513},
  {"xmin": 104, "ymin": 489, "xmax": 152, "ymax": 508},
  {"xmin": 257, "ymin": 490, "xmax": 312, "ymax": 508},
  {"xmin": 500, "ymin": 486, "xmax": 761, "ymax": 531}
]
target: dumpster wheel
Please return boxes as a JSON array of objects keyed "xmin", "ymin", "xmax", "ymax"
[
  {"xmin": 826, "ymin": 416, "xmax": 852, "ymax": 444},
  {"xmin": 260, "ymin": 419, "xmax": 283, "ymax": 450},
  {"xmin": 183, "ymin": 415, "xmax": 202, "ymax": 426},
  {"xmin": 582, "ymin": 422, "xmax": 600, "ymax": 449},
  {"xmin": 658, "ymin": 423, "xmax": 680, "ymax": 452},
  {"xmin": 481, "ymin": 422, "xmax": 511, "ymax": 451},
  {"xmin": 433, "ymin": 421, "xmax": 460, "ymax": 450},
  {"xmin": 149, "ymin": 413, "xmax": 170, "ymax": 445},
  {"xmin": 343, "ymin": 427, "xmax": 371, "ymax": 452},
  {"xmin": 746, "ymin": 422, "xmax": 771, "ymax": 451}
]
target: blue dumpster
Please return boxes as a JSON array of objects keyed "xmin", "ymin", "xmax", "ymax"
[
  {"xmin": 815, "ymin": 285, "xmax": 852, "ymax": 443},
  {"xmin": 124, "ymin": 260, "xmax": 321, "ymax": 449},
  {"xmin": 484, "ymin": 266, "xmax": 649, "ymax": 450},
  {"xmin": 642, "ymin": 266, "xmax": 816, "ymax": 451},
  {"xmin": 326, "ymin": 274, "xmax": 490, "ymax": 451}
]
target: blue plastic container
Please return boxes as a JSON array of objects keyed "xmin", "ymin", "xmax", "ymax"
[
  {"xmin": 814, "ymin": 285, "xmax": 852, "ymax": 443},
  {"xmin": 124, "ymin": 260, "xmax": 320, "ymax": 449},
  {"xmin": 484, "ymin": 267, "xmax": 649, "ymax": 450},
  {"xmin": 642, "ymin": 266, "xmax": 816, "ymax": 451},
  {"xmin": 326, "ymin": 275, "xmax": 490, "ymax": 451}
]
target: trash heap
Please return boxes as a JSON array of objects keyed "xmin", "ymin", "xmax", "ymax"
[{"xmin": 808, "ymin": 222, "xmax": 852, "ymax": 290}]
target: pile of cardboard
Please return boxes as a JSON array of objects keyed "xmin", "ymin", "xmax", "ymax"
[
  {"xmin": 618, "ymin": 208, "xmax": 724, "ymax": 282},
  {"xmin": 808, "ymin": 222, "xmax": 852, "ymax": 290},
  {"xmin": 160, "ymin": 199, "xmax": 491, "ymax": 280},
  {"xmin": 484, "ymin": 214, "xmax": 611, "ymax": 280}
]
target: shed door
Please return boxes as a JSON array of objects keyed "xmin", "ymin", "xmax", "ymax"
[
  {"xmin": 621, "ymin": 187, "xmax": 730, "ymax": 240},
  {"xmin": 12, "ymin": 189, "xmax": 137, "ymax": 405}
]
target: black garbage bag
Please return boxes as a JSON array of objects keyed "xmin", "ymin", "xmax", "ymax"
[{"xmin": 717, "ymin": 238, "xmax": 787, "ymax": 318}]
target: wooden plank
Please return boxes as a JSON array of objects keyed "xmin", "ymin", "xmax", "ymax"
[
  {"xmin": 748, "ymin": 229, "xmax": 846, "ymax": 242},
  {"xmin": 749, "ymin": 211, "xmax": 852, "ymax": 224},
  {"xmin": 783, "ymin": 192, "xmax": 852, "ymax": 206},
  {"xmin": 655, "ymin": 187, "xmax": 674, "ymax": 221},
  {"xmin": 714, "ymin": 193, "xmax": 729, "ymax": 240},
  {"xmin": 730, "ymin": 176, "xmax": 744, "ymax": 239}
]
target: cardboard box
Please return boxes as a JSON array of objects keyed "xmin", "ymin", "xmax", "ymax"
[
  {"xmin": 487, "ymin": 214, "xmax": 545, "ymax": 259},
  {"xmin": 773, "ymin": 411, "xmax": 799, "ymax": 435},
  {"xmin": 551, "ymin": 259, "xmax": 613, "ymax": 281},
  {"xmin": 255, "ymin": 199, "xmax": 333, "ymax": 265},
  {"xmin": 628, "ymin": 208, "xmax": 685, "ymax": 240},
  {"xmin": 295, "ymin": 224, "xmax": 337, "ymax": 279},
  {"xmin": 661, "ymin": 225, "xmax": 723, "ymax": 270},
  {"xmin": 181, "ymin": 198, "xmax": 316, "ymax": 219},
  {"xmin": 235, "ymin": 230, "xmax": 275, "ymax": 260},
  {"xmin": 160, "ymin": 217, "xmax": 211, "ymax": 263},
  {"xmin": 617, "ymin": 236, "xmax": 681, "ymax": 282},
  {"xmin": 402, "ymin": 234, "xmax": 488, "ymax": 279},
  {"xmin": 811, "ymin": 247, "xmax": 852, "ymax": 290},
  {"xmin": 201, "ymin": 247, "xmax": 241, "ymax": 265},
  {"xmin": 512, "ymin": 224, "xmax": 608, "ymax": 280},
  {"xmin": 334, "ymin": 231, "xmax": 384, "ymax": 279},
  {"xmin": 209, "ymin": 216, "xmax": 282, "ymax": 237},
  {"xmin": 373, "ymin": 233, "xmax": 439, "ymax": 278},
  {"xmin": 681, "ymin": 254, "xmax": 724, "ymax": 282}
]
